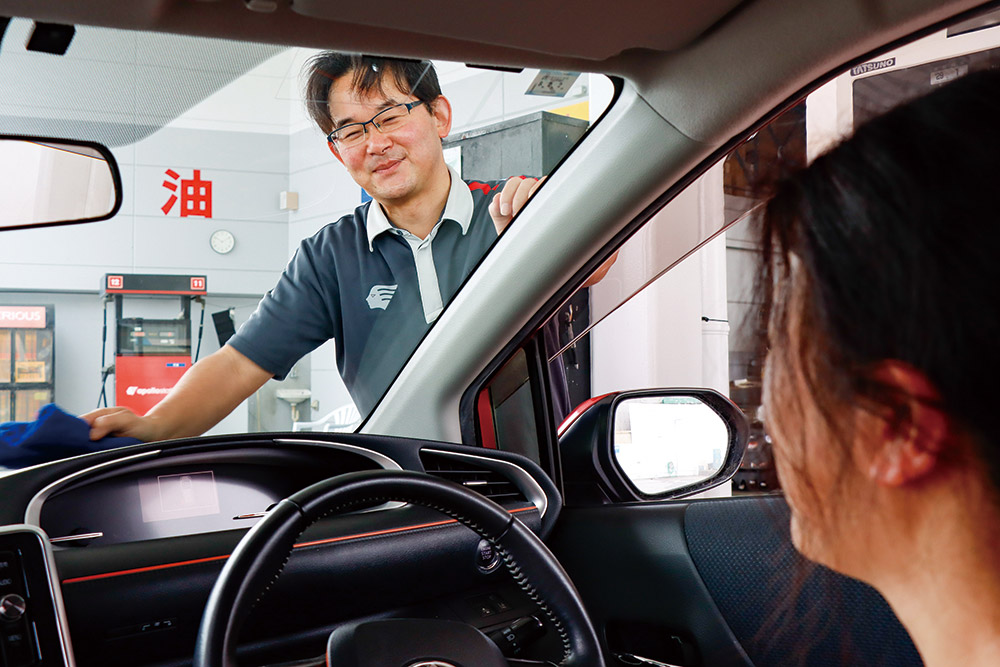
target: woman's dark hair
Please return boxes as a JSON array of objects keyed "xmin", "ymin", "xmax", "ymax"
[
  {"xmin": 759, "ymin": 68, "xmax": 1000, "ymax": 491},
  {"xmin": 303, "ymin": 53, "xmax": 441, "ymax": 135}
]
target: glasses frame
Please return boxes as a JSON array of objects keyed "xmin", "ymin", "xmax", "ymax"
[{"xmin": 326, "ymin": 100, "xmax": 425, "ymax": 148}]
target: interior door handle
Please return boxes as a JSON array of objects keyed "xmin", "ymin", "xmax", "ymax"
[{"xmin": 615, "ymin": 653, "xmax": 684, "ymax": 667}]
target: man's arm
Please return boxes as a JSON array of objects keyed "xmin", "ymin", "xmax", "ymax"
[{"xmin": 82, "ymin": 345, "xmax": 273, "ymax": 442}]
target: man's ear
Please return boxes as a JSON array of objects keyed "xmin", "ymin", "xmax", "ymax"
[
  {"xmin": 865, "ymin": 361, "xmax": 950, "ymax": 486},
  {"xmin": 328, "ymin": 140, "xmax": 345, "ymax": 165},
  {"xmin": 430, "ymin": 95, "xmax": 453, "ymax": 138}
]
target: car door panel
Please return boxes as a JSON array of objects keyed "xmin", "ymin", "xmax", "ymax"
[
  {"xmin": 549, "ymin": 501, "xmax": 753, "ymax": 667},
  {"xmin": 549, "ymin": 496, "xmax": 922, "ymax": 667}
]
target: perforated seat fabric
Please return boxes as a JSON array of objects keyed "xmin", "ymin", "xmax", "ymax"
[{"xmin": 684, "ymin": 497, "xmax": 922, "ymax": 667}]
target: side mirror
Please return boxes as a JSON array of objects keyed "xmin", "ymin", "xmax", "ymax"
[
  {"xmin": 0, "ymin": 136, "xmax": 122, "ymax": 230},
  {"xmin": 558, "ymin": 388, "xmax": 749, "ymax": 504}
]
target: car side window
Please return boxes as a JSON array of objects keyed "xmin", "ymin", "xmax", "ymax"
[{"xmin": 476, "ymin": 19, "xmax": 1000, "ymax": 499}]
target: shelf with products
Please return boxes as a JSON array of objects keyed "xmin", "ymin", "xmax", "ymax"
[{"xmin": 0, "ymin": 305, "xmax": 55, "ymax": 423}]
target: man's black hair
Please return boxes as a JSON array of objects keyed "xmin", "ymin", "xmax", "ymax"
[{"xmin": 304, "ymin": 53, "xmax": 441, "ymax": 136}]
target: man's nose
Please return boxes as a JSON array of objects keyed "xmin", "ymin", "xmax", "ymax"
[{"xmin": 365, "ymin": 126, "xmax": 393, "ymax": 152}]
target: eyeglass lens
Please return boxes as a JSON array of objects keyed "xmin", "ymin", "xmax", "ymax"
[{"xmin": 331, "ymin": 104, "xmax": 414, "ymax": 147}]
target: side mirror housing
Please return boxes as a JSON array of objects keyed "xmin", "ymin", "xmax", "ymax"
[{"xmin": 558, "ymin": 388, "xmax": 749, "ymax": 505}]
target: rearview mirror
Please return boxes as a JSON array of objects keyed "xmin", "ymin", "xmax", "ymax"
[
  {"xmin": 558, "ymin": 388, "xmax": 749, "ymax": 503},
  {"xmin": 0, "ymin": 136, "xmax": 121, "ymax": 230}
]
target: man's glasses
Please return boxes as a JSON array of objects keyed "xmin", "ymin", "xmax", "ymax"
[{"xmin": 327, "ymin": 100, "xmax": 425, "ymax": 149}]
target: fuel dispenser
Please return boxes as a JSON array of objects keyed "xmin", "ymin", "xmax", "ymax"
[{"xmin": 101, "ymin": 274, "xmax": 207, "ymax": 414}]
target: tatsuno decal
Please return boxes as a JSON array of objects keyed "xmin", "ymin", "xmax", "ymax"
[{"xmin": 366, "ymin": 284, "xmax": 398, "ymax": 310}]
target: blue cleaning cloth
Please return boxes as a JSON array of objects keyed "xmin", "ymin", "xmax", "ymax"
[{"xmin": 0, "ymin": 403, "xmax": 141, "ymax": 469}]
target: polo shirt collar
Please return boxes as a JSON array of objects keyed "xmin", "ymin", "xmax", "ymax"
[{"xmin": 366, "ymin": 164, "xmax": 473, "ymax": 252}]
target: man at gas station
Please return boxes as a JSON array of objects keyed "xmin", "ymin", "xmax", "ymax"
[{"xmin": 83, "ymin": 53, "xmax": 541, "ymax": 441}]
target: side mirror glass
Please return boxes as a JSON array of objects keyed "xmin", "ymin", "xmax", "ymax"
[
  {"xmin": 557, "ymin": 388, "xmax": 749, "ymax": 503},
  {"xmin": 613, "ymin": 395, "xmax": 730, "ymax": 495},
  {"xmin": 0, "ymin": 136, "xmax": 121, "ymax": 229}
]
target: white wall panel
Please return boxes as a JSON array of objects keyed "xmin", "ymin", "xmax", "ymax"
[
  {"xmin": 287, "ymin": 126, "xmax": 361, "ymax": 243},
  {"xmin": 133, "ymin": 128, "xmax": 289, "ymax": 174},
  {"xmin": 0, "ymin": 216, "xmax": 135, "ymax": 280},
  {"xmin": 288, "ymin": 124, "xmax": 331, "ymax": 172},
  {"xmin": 287, "ymin": 128, "xmax": 359, "ymax": 416}
]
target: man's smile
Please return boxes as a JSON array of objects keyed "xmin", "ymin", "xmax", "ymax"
[{"xmin": 372, "ymin": 158, "xmax": 403, "ymax": 175}]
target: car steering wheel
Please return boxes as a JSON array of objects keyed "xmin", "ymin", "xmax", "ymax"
[{"xmin": 193, "ymin": 469, "xmax": 605, "ymax": 667}]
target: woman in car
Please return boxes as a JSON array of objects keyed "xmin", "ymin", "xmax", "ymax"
[{"xmin": 759, "ymin": 69, "xmax": 1000, "ymax": 666}]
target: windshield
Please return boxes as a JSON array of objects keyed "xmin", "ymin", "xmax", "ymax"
[{"xmin": 0, "ymin": 19, "xmax": 611, "ymax": 453}]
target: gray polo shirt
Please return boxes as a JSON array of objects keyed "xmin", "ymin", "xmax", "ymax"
[{"xmin": 229, "ymin": 167, "xmax": 503, "ymax": 415}]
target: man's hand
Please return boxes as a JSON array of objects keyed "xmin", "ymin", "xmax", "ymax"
[
  {"xmin": 80, "ymin": 346, "xmax": 273, "ymax": 443},
  {"xmin": 489, "ymin": 176, "xmax": 544, "ymax": 234},
  {"xmin": 82, "ymin": 406, "xmax": 162, "ymax": 442},
  {"xmin": 583, "ymin": 250, "xmax": 620, "ymax": 287}
]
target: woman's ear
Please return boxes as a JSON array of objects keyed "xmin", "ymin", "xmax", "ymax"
[{"xmin": 865, "ymin": 361, "xmax": 949, "ymax": 487}]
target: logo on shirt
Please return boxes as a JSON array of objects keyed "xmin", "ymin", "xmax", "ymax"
[{"xmin": 366, "ymin": 284, "xmax": 398, "ymax": 311}]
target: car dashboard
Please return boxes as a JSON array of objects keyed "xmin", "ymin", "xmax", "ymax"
[{"xmin": 0, "ymin": 433, "xmax": 560, "ymax": 666}]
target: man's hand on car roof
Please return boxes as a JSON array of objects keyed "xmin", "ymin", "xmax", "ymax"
[{"xmin": 489, "ymin": 176, "xmax": 543, "ymax": 233}]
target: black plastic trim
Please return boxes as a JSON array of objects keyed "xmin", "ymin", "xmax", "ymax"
[
  {"xmin": 527, "ymin": 334, "xmax": 560, "ymax": 484},
  {"xmin": 419, "ymin": 442, "xmax": 563, "ymax": 538}
]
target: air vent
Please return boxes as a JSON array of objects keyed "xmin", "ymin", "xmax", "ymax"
[{"xmin": 420, "ymin": 451, "xmax": 528, "ymax": 505}]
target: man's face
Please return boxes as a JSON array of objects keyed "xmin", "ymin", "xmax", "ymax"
[{"xmin": 327, "ymin": 74, "xmax": 452, "ymax": 207}]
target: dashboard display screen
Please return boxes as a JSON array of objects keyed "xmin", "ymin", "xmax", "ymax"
[
  {"xmin": 39, "ymin": 446, "xmax": 381, "ymax": 545},
  {"xmin": 139, "ymin": 470, "xmax": 220, "ymax": 523}
]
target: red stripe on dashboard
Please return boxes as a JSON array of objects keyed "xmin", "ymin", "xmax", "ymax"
[
  {"xmin": 61, "ymin": 505, "xmax": 537, "ymax": 585},
  {"xmin": 293, "ymin": 518, "xmax": 456, "ymax": 548},
  {"xmin": 62, "ymin": 554, "xmax": 232, "ymax": 583}
]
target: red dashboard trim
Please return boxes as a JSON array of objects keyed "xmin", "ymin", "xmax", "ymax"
[
  {"xmin": 61, "ymin": 505, "xmax": 537, "ymax": 585},
  {"xmin": 62, "ymin": 554, "xmax": 231, "ymax": 584}
]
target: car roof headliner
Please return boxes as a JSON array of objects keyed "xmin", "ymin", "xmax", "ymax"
[
  {"xmin": 0, "ymin": 0, "xmax": 987, "ymax": 139},
  {"xmin": 0, "ymin": 0, "xmax": 981, "ymax": 135},
  {"xmin": 1, "ymin": 0, "xmax": 747, "ymax": 68}
]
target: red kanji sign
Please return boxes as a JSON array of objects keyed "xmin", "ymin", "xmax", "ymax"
[{"xmin": 162, "ymin": 169, "xmax": 213, "ymax": 218}]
